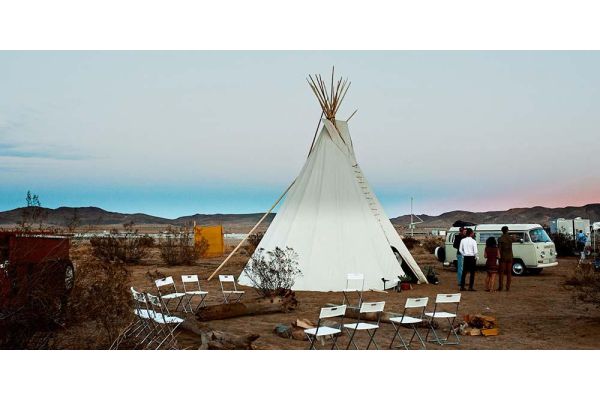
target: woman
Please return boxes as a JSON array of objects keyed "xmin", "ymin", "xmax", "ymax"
[{"xmin": 484, "ymin": 236, "xmax": 500, "ymax": 292}]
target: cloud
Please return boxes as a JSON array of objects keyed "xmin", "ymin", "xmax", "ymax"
[{"xmin": 0, "ymin": 142, "xmax": 89, "ymax": 160}]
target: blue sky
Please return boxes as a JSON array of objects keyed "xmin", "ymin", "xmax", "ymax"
[{"xmin": 1, "ymin": 51, "xmax": 599, "ymax": 218}]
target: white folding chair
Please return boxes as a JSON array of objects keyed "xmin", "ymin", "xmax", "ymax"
[
  {"xmin": 304, "ymin": 304, "xmax": 347, "ymax": 350},
  {"xmin": 389, "ymin": 297, "xmax": 429, "ymax": 350},
  {"xmin": 425, "ymin": 293, "xmax": 461, "ymax": 346},
  {"xmin": 181, "ymin": 274, "xmax": 209, "ymax": 312},
  {"xmin": 342, "ymin": 273, "xmax": 364, "ymax": 309},
  {"xmin": 146, "ymin": 292, "xmax": 184, "ymax": 350},
  {"xmin": 155, "ymin": 276, "xmax": 187, "ymax": 314},
  {"xmin": 219, "ymin": 275, "xmax": 245, "ymax": 303},
  {"xmin": 111, "ymin": 287, "xmax": 157, "ymax": 349},
  {"xmin": 344, "ymin": 301, "xmax": 385, "ymax": 350}
]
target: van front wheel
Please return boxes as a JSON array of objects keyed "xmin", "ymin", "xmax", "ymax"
[{"xmin": 512, "ymin": 260, "xmax": 526, "ymax": 276}]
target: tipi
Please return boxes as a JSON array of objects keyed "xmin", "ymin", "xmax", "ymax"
[{"xmin": 238, "ymin": 72, "xmax": 427, "ymax": 291}]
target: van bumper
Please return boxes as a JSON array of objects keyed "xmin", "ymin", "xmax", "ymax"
[{"xmin": 530, "ymin": 262, "xmax": 558, "ymax": 269}]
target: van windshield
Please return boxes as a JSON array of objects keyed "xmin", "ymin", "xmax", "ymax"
[{"xmin": 529, "ymin": 228, "xmax": 551, "ymax": 243}]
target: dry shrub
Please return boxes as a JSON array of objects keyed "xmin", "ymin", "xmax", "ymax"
[
  {"xmin": 550, "ymin": 232, "xmax": 576, "ymax": 257},
  {"xmin": 63, "ymin": 257, "xmax": 132, "ymax": 348},
  {"xmin": 90, "ymin": 230, "xmax": 154, "ymax": 264},
  {"xmin": 158, "ymin": 226, "xmax": 207, "ymax": 266},
  {"xmin": 241, "ymin": 232, "xmax": 264, "ymax": 256},
  {"xmin": 422, "ymin": 236, "xmax": 444, "ymax": 253},
  {"xmin": 145, "ymin": 268, "xmax": 166, "ymax": 285},
  {"xmin": 565, "ymin": 260, "xmax": 600, "ymax": 309},
  {"xmin": 243, "ymin": 247, "xmax": 301, "ymax": 297},
  {"xmin": 402, "ymin": 236, "xmax": 420, "ymax": 250}
]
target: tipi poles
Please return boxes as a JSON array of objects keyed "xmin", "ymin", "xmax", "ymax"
[{"xmin": 207, "ymin": 179, "xmax": 295, "ymax": 281}]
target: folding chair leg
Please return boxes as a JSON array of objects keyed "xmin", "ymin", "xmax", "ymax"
[
  {"xmin": 193, "ymin": 294, "xmax": 208, "ymax": 312},
  {"xmin": 365, "ymin": 329, "xmax": 379, "ymax": 350},
  {"xmin": 409, "ymin": 326, "xmax": 423, "ymax": 349},
  {"xmin": 389, "ymin": 322, "xmax": 401, "ymax": 349},
  {"xmin": 182, "ymin": 294, "xmax": 197, "ymax": 313},
  {"xmin": 306, "ymin": 334, "xmax": 316, "ymax": 350},
  {"xmin": 345, "ymin": 329, "xmax": 359, "ymax": 350},
  {"xmin": 330, "ymin": 334, "xmax": 341, "ymax": 350}
]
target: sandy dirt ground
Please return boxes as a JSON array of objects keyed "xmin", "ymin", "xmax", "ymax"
[{"xmin": 124, "ymin": 246, "xmax": 600, "ymax": 350}]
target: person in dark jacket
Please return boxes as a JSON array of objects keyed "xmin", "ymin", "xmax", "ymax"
[
  {"xmin": 498, "ymin": 226, "xmax": 514, "ymax": 291},
  {"xmin": 453, "ymin": 227, "xmax": 466, "ymax": 287}
]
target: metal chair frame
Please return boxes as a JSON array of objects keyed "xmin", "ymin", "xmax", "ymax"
[
  {"xmin": 155, "ymin": 276, "xmax": 187, "ymax": 314},
  {"xmin": 344, "ymin": 301, "xmax": 385, "ymax": 350},
  {"xmin": 305, "ymin": 304, "xmax": 347, "ymax": 350},
  {"xmin": 425, "ymin": 293, "xmax": 461, "ymax": 346},
  {"xmin": 342, "ymin": 273, "xmax": 364, "ymax": 309},
  {"xmin": 181, "ymin": 274, "xmax": 209, "ymax": 312},
  {"xmin": 389, "ymin": 297, "xmax": 428, "ymax": 350},
  {"xmin": 219, "ymin": 275, "xmax": 245, "ymax": 304},
  {"xmin": 146, "ymin": 292, "xmax": 183, "ymax": 350}
]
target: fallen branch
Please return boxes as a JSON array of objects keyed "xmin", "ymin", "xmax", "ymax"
[
  {"xmin": 178, "ymin": 319, "xmax": 259, "ymax": 350},
  {"xmin": 196, "ymin": 291, "xmax": 298, "ymax": 321}
]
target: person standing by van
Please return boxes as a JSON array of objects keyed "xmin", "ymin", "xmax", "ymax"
[
  {"xmin": 459, "ymin": 228, "xmax": 478, "ymax": 291},
  {"xmin": 576, "ymin": 230, "xmax": 587, "ymax": 255},
  {"xmin": 498, "ymin": 226, "xmax": 513, "ymax": 291},
  {"xmin": 484, "ymin": 236, "xmax": 500, "ymax": 292},
  {"xmin": 453, "ymin": 227, "xmax": 466, "ymax": 287}
]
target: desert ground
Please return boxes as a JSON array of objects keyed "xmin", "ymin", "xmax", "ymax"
[{"xmin": 61, "ymin": 240, "xmax": 600, "ymax": 350}]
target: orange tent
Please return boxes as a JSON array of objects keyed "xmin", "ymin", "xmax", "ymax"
[{"xmin": 194, "ymin": 225, "xmax": 224, "ymax": 257}]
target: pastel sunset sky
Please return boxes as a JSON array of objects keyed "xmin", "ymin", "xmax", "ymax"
[{"xmin": 1, "ymin": 51, "xmax": 598, "ymax": 218}]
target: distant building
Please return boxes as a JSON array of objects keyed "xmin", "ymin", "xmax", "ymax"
[{"xmin": 550, "ymin": 217, "xmax": 591, "ymax": 242}]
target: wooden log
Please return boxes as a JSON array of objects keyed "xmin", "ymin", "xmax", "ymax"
[
  {"xmin": 178, "ymin": 318, "xmax": 259, "ymax": 350},
  {"xmin": 196, "ymin": 291, "xmax": 298, "ymax": 321}
]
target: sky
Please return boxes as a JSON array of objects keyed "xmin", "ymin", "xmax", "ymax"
[{"xmin": 1, "ymin": 51, "xmax": 599, "ymax": 219}]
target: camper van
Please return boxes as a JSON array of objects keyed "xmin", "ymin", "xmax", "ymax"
[{"xmin": 435, "ymin": 224, "xmax": 558, "ymax": 276}]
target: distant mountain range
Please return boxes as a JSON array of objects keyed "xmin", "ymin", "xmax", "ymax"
[
  {"xmin": 389, "ymin": 204, "xmax": 600, "ymax": 228},
  {"xmin": 1, "ymin": 204, "xmax": 598, "ymax": 231}
]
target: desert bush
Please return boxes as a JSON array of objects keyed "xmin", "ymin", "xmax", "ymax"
[
  {"xmin": 422, "ymin": 236, "xmax": 444, "ymax": 253},
  {"xmin": 17, "ymin": 191, "xmax": 47, "ymax": 231},
  {"xmin": 90, "ymin": 229, "xmax": 154, "ymax": 264},
  {"xmin": 243, "ymin": 247, "xmax": 301, "ymax": 297},
  {"xmin": 550, "ymin": 232, "xmax": 576, "ymax": 257},
  {"xmin": 242, "ymin": 232, "xmax": 265, "ymax": 255},
  {"xmin": 64, "ymin": 257, "xmax": 132, "ymax": 348},
  {"xmin": 565, "ymin": 260, "xmax": 600, "ymax": 309},
  {"xmin": 158, "ymin": 226, "xmax": 208, "ymax": 266},
  {"xmin": 402, "ymin": 236, "xmax": 420, "ymax": 250}
]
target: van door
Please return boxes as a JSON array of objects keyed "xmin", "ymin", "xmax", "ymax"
[{"xmin": 511, "ymin": 231, "xmax": 536, "ymax": 268}]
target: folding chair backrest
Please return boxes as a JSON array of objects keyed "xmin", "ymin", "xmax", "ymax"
[
  {"xmin": 181, "ymin": 274, "xmax": 199, "ymax": 283},
  {"xmin": 435, "ymin": 293, "xmax": 461, "ymax": 304},
  {"xmin": 146, "ymin": 292, "xmax": 162, "ymax": 308},
  {"xmin": 359, "ymin": 301, "xmax": 385, "ymax": 314},
  {"xmin": 405, "ymin": 297, "xmax": 429, "ymax": 309},
  {"xmin": 345, "ymin": 273, "xmax": 364, "ymax": 291},
  {"xmin": 155, "ymin": 276, "xmax": 175, "ymax": 290},
  {"xmin": 319, "ymin": 304, "xmax": 347, "ymax": 319},
  {"xmin": 131, "ymin": 287, "xmax": 146, "ymax": 303},
  {"xmin": 219, "ymin": 274, "xmax": 238, "ymax": 291}
]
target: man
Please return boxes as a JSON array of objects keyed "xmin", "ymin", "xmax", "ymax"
[
  {"xmin": 576, "ymin": 230, "xmax": 587, "ymax": 255},
  {"xmin": 498, "ymin": 226, "xmax": 513, "ymax": 291},
  {"xmin": 453, "ymin": 227, "xmax": 466, "ymax": 287},
  {"xmin": 459, "ymin": 228, "xmax": 478, "ymax": 291}
]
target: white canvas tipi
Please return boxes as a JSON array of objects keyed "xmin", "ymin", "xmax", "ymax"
[{"xmin": 238, "ymin": 73, "xmax": 427, "ymax": 291}]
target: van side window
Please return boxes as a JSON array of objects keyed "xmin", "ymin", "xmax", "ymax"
[
  {"xmin": 510, "ymin": 232, "xmax": 528, "ymax": 242},
  {"xmin": 479, "ymin": 232, "xmax": 500, "ymax": 243}
]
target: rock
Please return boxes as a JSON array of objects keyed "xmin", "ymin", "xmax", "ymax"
[{"xmin": 273, "ymin": 324, "xmax": 292, "ymax": 339}]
